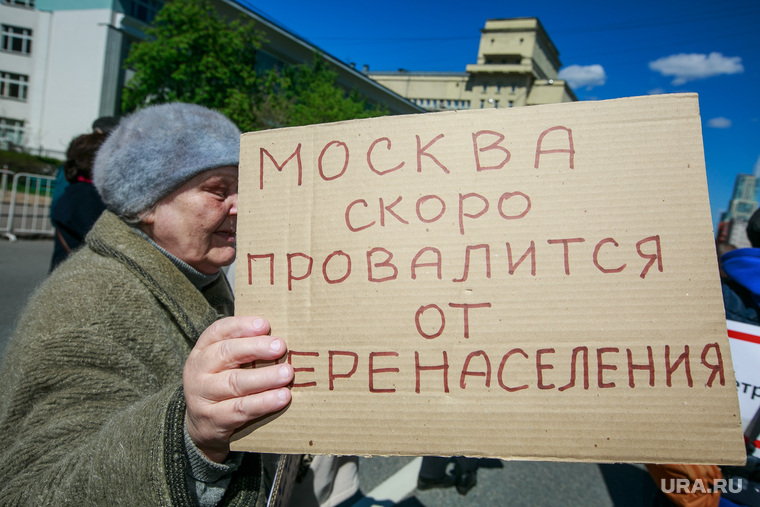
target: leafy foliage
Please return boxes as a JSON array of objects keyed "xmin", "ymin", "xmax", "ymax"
[
  {"xmin": 121, "ymin": 0, "xmax": 262, "ymax": 129},
  {"xmin": 256, "ymin": 57, "xmax": 387, "ymax": 129},
  {"xmin": 122, "ymin": 0, "xmax": 387, "ymax": 131}
]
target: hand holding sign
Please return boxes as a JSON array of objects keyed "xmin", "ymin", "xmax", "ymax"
[{"xmin": 183, "ymin": 316, "xmax": 293, "ymax": 463}]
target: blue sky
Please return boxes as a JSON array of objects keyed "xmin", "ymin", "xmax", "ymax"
[{"xmin": 237, "ymin": 0, "xmax": 759, "ymax": 230}]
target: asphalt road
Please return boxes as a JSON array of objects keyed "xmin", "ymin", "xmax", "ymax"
[
  {"xmin": 0, "ymin": 237, "xmax": 52, "ymax": 358},
  {"xmin": 0, "ymin": 238, "xmax": 664, "ymax": 506}
]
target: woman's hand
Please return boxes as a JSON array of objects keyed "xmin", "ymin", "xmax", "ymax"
[{"xmin": 183, "ymin": 316, "xmax": 293, "ymax": 463}]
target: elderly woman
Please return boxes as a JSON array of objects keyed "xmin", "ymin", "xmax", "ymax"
[{"xmin": 0, "ymin": 103, "xmax": 293, "ymax": 505}]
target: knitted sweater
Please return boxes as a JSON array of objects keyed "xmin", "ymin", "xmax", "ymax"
[{"xmin": 0, "ymin": 211, "xmax": 266, "ymax": 506}]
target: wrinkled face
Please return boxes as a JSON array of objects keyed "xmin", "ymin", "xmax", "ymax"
[{"xmin": 141, "ymin": 166, "xmax": 238, "ymax": 274}]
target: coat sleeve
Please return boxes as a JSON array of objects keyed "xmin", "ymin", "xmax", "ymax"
[{"xmin": 0, "ymin": 265, "xmax": 264, "ymax": 506}]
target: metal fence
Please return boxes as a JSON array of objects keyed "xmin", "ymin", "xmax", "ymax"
[{"xmin": 1, "ymin": 167, "xmax": 55, "ymax": 241}]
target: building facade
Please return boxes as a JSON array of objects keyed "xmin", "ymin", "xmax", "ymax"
[
  {"xmin": 367, "ymin": 18, "xmax": 576, "ymax": 112},
  {"xmin": 0, "ymin": 0, "xmax": 423, "ymax": 159},
  {"xmin": 717, "ymin": 173, "xmax": 759, "ymax": 248}
]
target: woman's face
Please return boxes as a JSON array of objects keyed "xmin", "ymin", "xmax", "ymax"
[{"xmin": 141, "ymin": 166, "xmax": 238, "ymax": 274}]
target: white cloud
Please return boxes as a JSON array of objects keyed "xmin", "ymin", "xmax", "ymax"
[
  {"xmin": 754, "ymin": 155, "xmax": 760, "ymax": 178},
  {"xmin": 558, "ymin": 64, "xmax": 607, "ymax": 90},
  {"xmin": 648, "ymin": 52, "xmax": 743, "ymax": 85},
  {"xmin": 648, "ymin": 87, "xmax": 666, "ymax": 95},
  {"xmin": 707, "ymin": 117, "xmax": 732, "ymax": 129}
]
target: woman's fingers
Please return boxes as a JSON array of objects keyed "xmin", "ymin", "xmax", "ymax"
[
  {"xmin": 191, "ymin": 317, "xmax": 286, "ymax": 372},
  {"xmin": 194, "ymin": 316, "xmax": 271, "ymax": 349},
  {"xmin": 214, "ymin": 385, "xmax": 292, "ymax": 428},
  {"xmin": 204, "ymin": 335, "xmax": 287, "ymax": 371},
  {"xmin": 201, "ymin": 362, "xmax": 294, "ymax": 401}
]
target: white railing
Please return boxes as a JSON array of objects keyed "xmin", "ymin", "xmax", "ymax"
[{"xmin": 1, "ymin": 167, "xmax": 55, "ymax": 241}]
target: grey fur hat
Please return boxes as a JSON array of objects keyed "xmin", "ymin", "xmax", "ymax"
[{"xmin": 93, "ymin": 102, "xmax": 241, "ymax": 218}]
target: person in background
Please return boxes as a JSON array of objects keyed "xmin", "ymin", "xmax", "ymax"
[
  {"xmin": 49, "ymin": 131, "xmax": 108, "ymax": 271},
  {"xmin": 0, "ymin": 103, "xmax": 293, "ymax": 505},
  {"xmin": 49, "ymin": 116, "xmax": 119, "ymax": 217},
  {"xmin": 721, "ymin": 208, "xmax": 760, "ymax": 325}
]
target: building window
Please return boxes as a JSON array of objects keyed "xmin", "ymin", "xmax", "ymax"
[
  {"xmin": 0, "ymin": 117, "xmax": 24, "ymax": 145},
  {"xmin": 480, "ymin": 100, "xmax": 484, "ymax": 109},
  {"xmin": 1, "ymin": 0, "xmax": 35, "ymax": 7},
  {"xmin": 2, "ymin": 25, "xmax": 33, "ymax": 55},
  {"xmin": 482, "ymin": 85, "xmax": 487, "ymax": 93},
  {"xmin": 0, "ymin": 71, "xmax": 29, "ymax": 101},
  {"xmin": 125, "ymin": 0, "xmax": 164, "ymax": 24}
]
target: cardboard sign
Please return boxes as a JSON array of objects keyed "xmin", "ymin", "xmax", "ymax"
[{"xmin": 232, "ymin": 94, "xmax": 745, "ymax": 465}]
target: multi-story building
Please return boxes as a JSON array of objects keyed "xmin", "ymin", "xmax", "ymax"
[
  {"xmin": 367, "ymin": 18, "xmax": 576, "ymax": 112},
  {"xmin": 0, "ymin": 0, "xmax": 35, "ymax": 149},
  {"xmin": 717, "ymin": 173, "xmax": 759, "ymax": 247},
  {"xmin": 0, "ymin": 0, "xmax": 423, "ymax": 159}
]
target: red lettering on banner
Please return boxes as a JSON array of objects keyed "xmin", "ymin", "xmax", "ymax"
[
  {"xmin": 289, "ymin": 351, "xmax": 319, "ymax": 388},
  {"xmin": 447, "ymin": 302, "xmax": 492, "ymax": 339},
  {"xmin": 411, "ymin": 247, "xmax": 442, "ymax": 280},
  {"xmin": 497, "ymin": 191, "xmax": 531, "ymax": 220},
  {"xmin": 666, "ymin": 345, "xmax": 693, "ymax": 388},
  {"xmin": 345, "ymin": 199, "xmax": 374, "ymax": 232},
  {"xmin": 329, "ymin": 351, "xmax": 358, "ymax": 390},
  {"xmin": 559, "ymin": 346, "xmax": 590, "ymax": 391},
  {"xmin": 380, "ymin": 196, "xmax": 409, "ymax": 226},
  {"xmin": 536, "ymin": 348, "xmax": 556, "ymax": 390},
  {"xmin": 367, "ymin": 137, "xmax": 404, "ymax": 175},
  {"xmin": 415, "ymin": 304, "xmax": 445, "ymax": 339},
  {"xmin": 627, "ymin": 346, "xmax": 655, "ymax": 387},
  {"xmin": 701, "ymin": 343, "xmax": 725, "ymax": 387},
  {"xmin": 318, "ymin": 141, "xmax": 349, "ymax": 181},
  {"xmin": 416, "ymin": 134, "xmax": 449, "ymax": 174},
  {"xmin": 593, "ymin": 238, "xmax": 626, "ymax": 274},
  {"xmin": 472, "ymin": 130, "xmax": 510, "ymax": 171},
  {"xmin": 453, "ymin": 244, "xmax": 491, "ymax": 282},
  {"xmin": 322, "ymin": 251, "xmax": 351, "ymax": 284},
  {"xmin": 506, "ymin": 241, "xmax": 536, "ymax": 276},
  {"xmin": 597, "ymin": 347, "xmax": 619, "ymax": 388},
  {"xmin": 497, "ymin": 348, "xmax": 529, "ymax": 392},
  {"xmin": 547, "ymin": 237, "xmax": 586, "ymax": 275},
  {"xmin": 416, "ymin": 195, "xmax": 446, "ymax": 223},
  {"xmin": 458, "ymin": 193, "xmax": 489, "ymax": 235},
  {"xmin": 367, "ymin": 247, "xmax": 398, "ymax": 282},
  {"xmin": 415, "ymin": 351, "xmax": 449, "ymax": 393},
  {"xmin": 260, "ymin": 144, "xmax": 302, "ymax": 189},
  {"xmin": 534, "ymin": 126, "xmax": 574, "ymax": 169},
  {"xmin": 369, "ymin": 352, "xmax": 399, "ymax": 393},
  {"xmin": 287, "ymin": 252, "xmax": 313, "ymax": 291},
  {"xmin": 460, "ymin": 350, "xmax": 492, "ymax": 388},
  {"xmin": 247, "ymin": 253, "xmax": 274, "ymax": 285},
  {"xmin": 636, "ymin": 235, "xmax": 663, "ymax": 279}
]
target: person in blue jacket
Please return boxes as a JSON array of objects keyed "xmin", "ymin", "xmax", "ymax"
[
  {"xmin": 721, "ymin": 209, "xmax": 760, "ymax": 325},
  {"xmin": 49, "ymin": 131, "xmax": 108, "ymax": 271}
]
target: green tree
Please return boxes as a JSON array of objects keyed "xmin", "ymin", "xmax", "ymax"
[
  {"xmin": 123, "ymin": 0, "xmax": 387, "ymax": 130},
  {"xmin": 121, "ymin": 0, "xmax": 262, "ymax": 130},
  {"xmin": 255, "ymin": 57, "xmax": 387, "ymax": 128}
]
